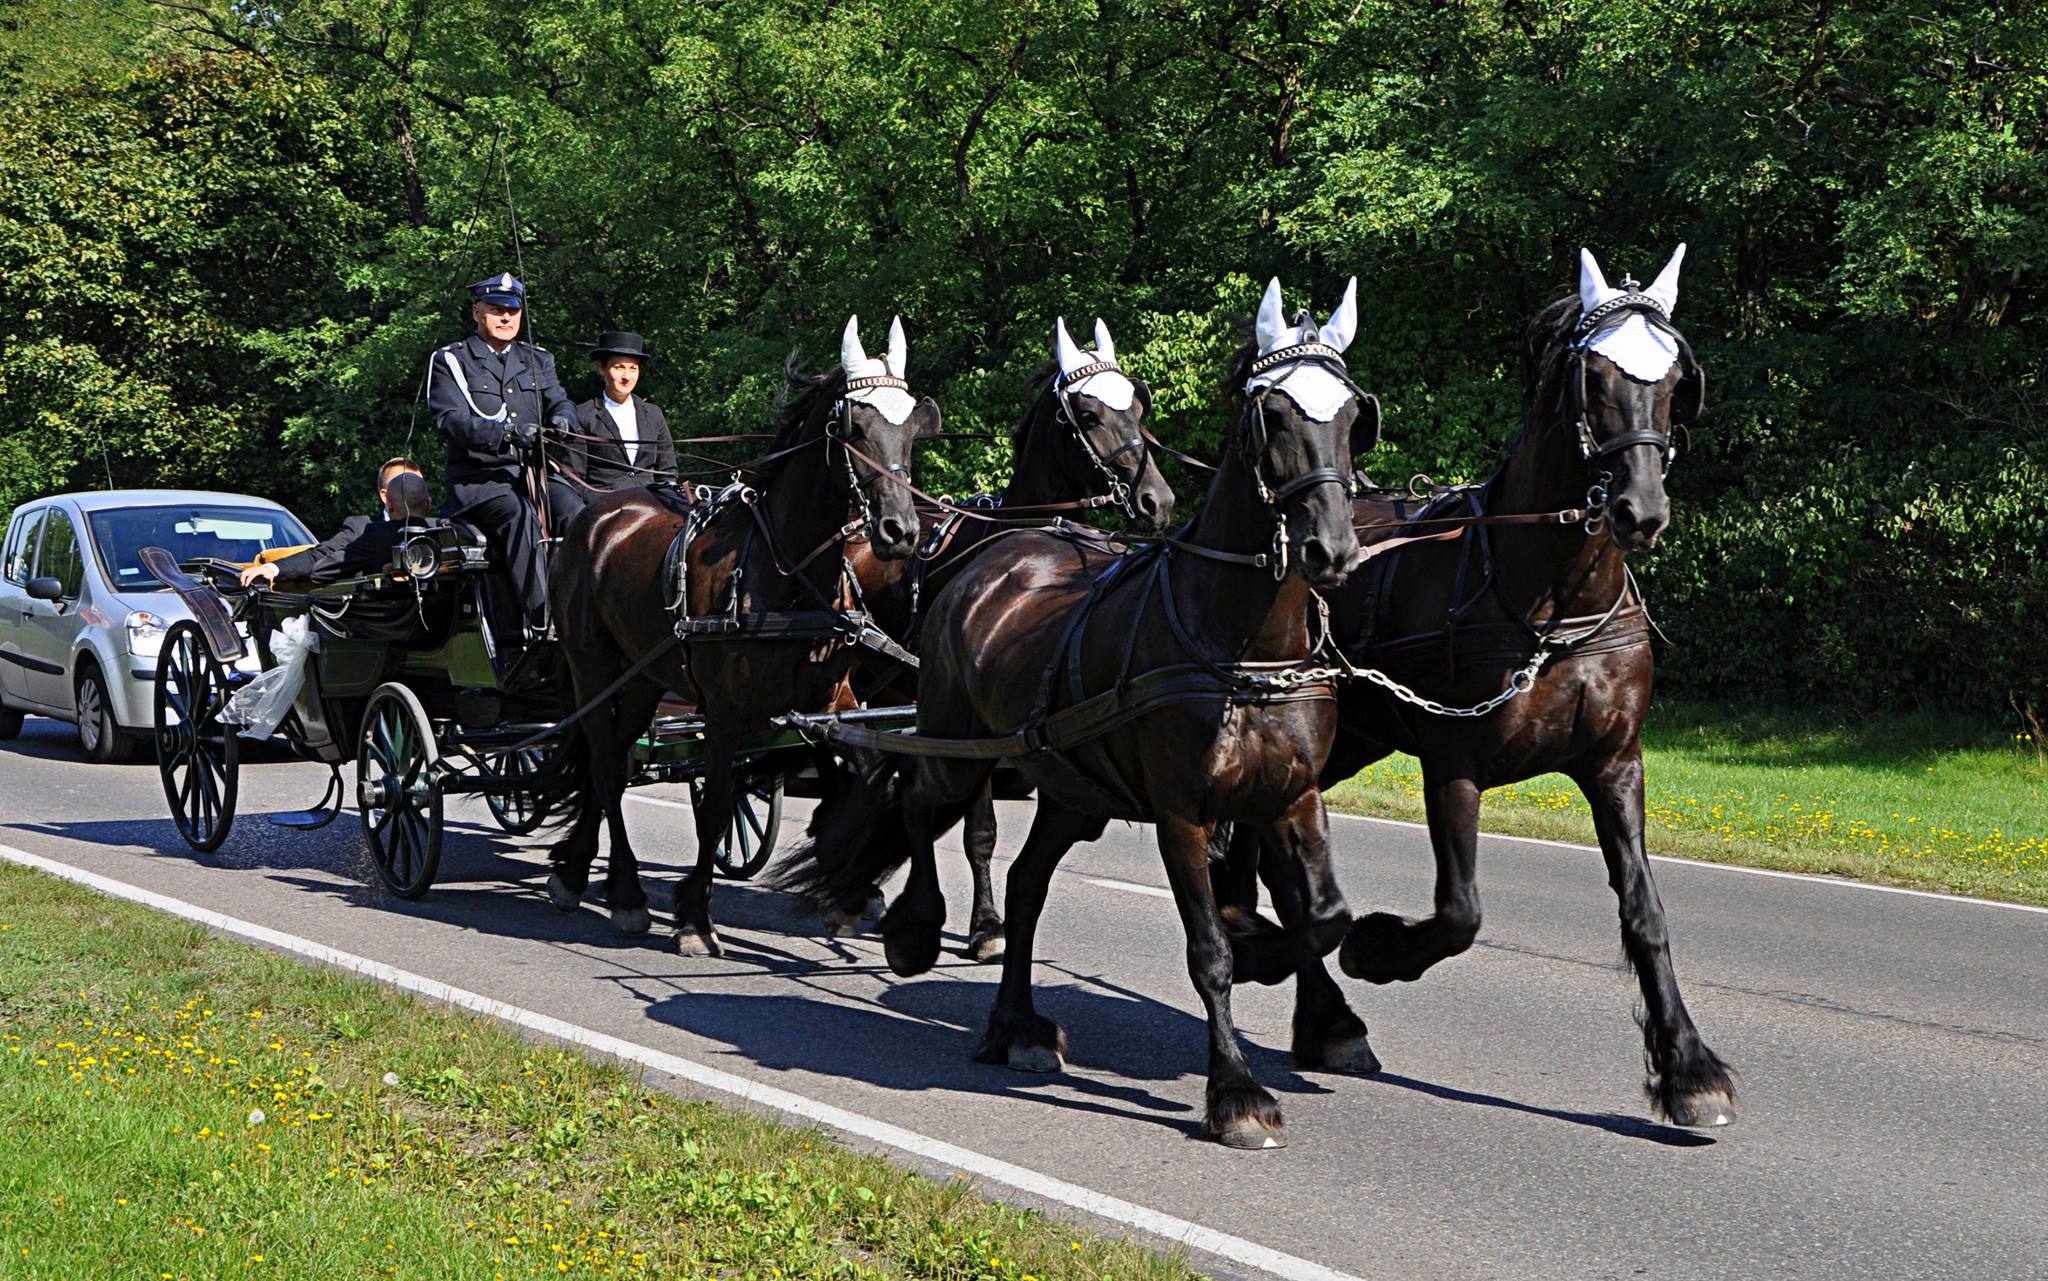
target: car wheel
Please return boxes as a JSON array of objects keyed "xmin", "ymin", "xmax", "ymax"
[
  {"xmin": 76, "ymin": 664, "xmax": 136, "ymax": 764},
  {"xmin": 0, "ymin": 702, "xmax": 21, "ymax": 740}
]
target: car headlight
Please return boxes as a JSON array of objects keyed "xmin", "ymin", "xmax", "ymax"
[
  {"xmin": 399, "ymin": 534, "xmax": 441, "ymax": 579},
  {"xmin": 125, "ymin": 610, "xmax": 168, "ymax": 657}
]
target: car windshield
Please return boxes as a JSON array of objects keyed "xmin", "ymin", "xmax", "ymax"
[{"xmin": 87, "ymin": 504, "xmax": 314, "ymax": 590}]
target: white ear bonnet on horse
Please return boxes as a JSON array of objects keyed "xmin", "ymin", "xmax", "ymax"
[
  {"xmin": 1246, "ymin": 277, "xmax": 1359, "ymax": 421},
  {"xmin": 1577, "ymin": 245, "xmax": 1684, "ymax": 383},
  {"xmin": 1053, "ymin": 317, "xmax": 1136, "ymax": 411},
  {"xmin": 840, "ymin": 315, "xmax": 917, "ymax": 424}
]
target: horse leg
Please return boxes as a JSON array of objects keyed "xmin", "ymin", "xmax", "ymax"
[
  {"xmin": 1220, "ymin": 809, "xmax": 1381, "ymax": 1075},
  {"xmin": 545, "ymin": 705, "xmax": 613, "ymax": 913},
  {"xmin": 671, "ymin": 735, "xmax": 735, "ymax": 956},
  {"xmin": 1576, "ymin": 748, "xmax": 1736, "ymax": 1127},
  {"xmin": 1340, "ymin": 764, "xmax": 1483, "ymax": 983},
  {"xmin": 598, "ymin": 681, "xmax": 663, "ymax": 936},
  {"xmin": 1156, "ymin": 812, "xmax": 1286, "ymax": 1150},
  {"xmin": 961, "ymin": 775, "xmax": 1005, "ymax": 962},
  {"xmin": 879, "ymin": 793, "xmax": 973, "ymax": 977},
  {"xmin": 974, "ymin": 801, "xmax": 1103, "ymax": 1071}
]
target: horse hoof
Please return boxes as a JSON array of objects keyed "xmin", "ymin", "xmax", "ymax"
[
  {"xmin": 821, "ymin": 905, "xmax": 867, "ymax": 937},
  {"xmin": 672, "ymin": 927, "xmax": 723, "ymax": 958},
  {"xmin": 611, "ymin": 905, "xmax": 651, "ymax": 937},
  {"xmin": 965, "ymin": 931, "xmax": 1005, "ymax": 963},
  {"xmin": 1006, "ymin": 1044, "xmax": 1062, "ymax": 1074},
  {"xmin": 883, "ymin": 927, "xmax": 942, "ymax": 978},
  {"xmin": 1213, "ymin": 1119, "xmax": 1288, "ymax": 1150},
  {"xmin": 1305, "ymin": 1033, "xmax": 1382, "ymax": 1076},
  {"xmin": 1337, "ymin": 911, "xmax": 1417, "ymax": 984},
  {"xmin": 545, "ymin": 873, "xmax": 582, "ymax": 913},
  {"xmin": 863, "ymin": 889, "xmax": 887, "ymax": 920},
  {"xmin": 1668, "ymin": 1090, "xmax": 1736, "ymax": 1129}
]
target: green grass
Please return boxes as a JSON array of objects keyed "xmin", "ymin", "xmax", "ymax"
[
  {"xmin": 1325, "ymin": 699, "xmax": 2048, "ymax": 906},
  {"xmin": 0, "ymin": 865, "xmax": 1197, "ymax": 1281}
]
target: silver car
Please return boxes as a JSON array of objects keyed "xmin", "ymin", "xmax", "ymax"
[{"xmin": 0, "ymin": 490, "xmax": 314, "ymax": 761}]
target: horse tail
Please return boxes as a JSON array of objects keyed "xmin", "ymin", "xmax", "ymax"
[
  {"xmin": 533, "ymin": 719, "xmax": 589, "ymax": 833},
  {"xmin": 770, "ymin": 745, "xmax": 912, "ymax": 914}
]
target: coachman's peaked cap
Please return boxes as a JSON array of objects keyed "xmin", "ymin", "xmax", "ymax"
[{"xmin": 469, "ymin": 272, "xmax": 525, "ymax": 308}]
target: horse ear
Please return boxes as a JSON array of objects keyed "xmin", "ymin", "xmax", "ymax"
[
  {"xmin": 1130, "ymin": 376, "xmax": 1152, "ymax": 417},
  {"xmin": 1645, "ymin": 243, "xmax": 1686, "ymax": 316},
  {"xmin": 910, "ymin": 395, "xmax": 943, "ymax": 439},
  {"xmin": 1323, "ymin": 277, "xmax": 1359, "ymax": 352},
  {"xmin": 841, "ymin": 315, "xmax": 866, "ymax": 370},
  {"xmin": 885, "ymin": 315, "xmax": 907, "ymax": 378},
  {"xmin": 1255, "ymin": 277, "xmax": 1287, "ymax": 352},
  {"xmin": 1054, "ymin": 316, "xmax": 1087, "ymax": 375},
  {"xmin": 1579, "ymin": 249, "xmax": 1616, "ymax": 316},
  {"xmin": 1093, "ymin": 317, "xmax": 1117, "ymax": 364}
]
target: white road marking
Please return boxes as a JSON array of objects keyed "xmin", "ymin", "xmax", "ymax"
[
  {"xmin": 1084, "ymin": 875, "xmax": 1176, "ymax": 901},
  {"xmin": 0, "ymin": 840, "xmax": 1365, "ymax": 1281},
  {"xmin": 1328, "ymin": 810, "xmax": 2048, "ymax": 916}
]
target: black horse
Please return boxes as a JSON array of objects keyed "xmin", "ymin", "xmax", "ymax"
[
  {"xmin": 1221, "ymin": 246, "xmax": 1736, "ymax": 1128},
  {"xmin": 805, "ymin": 279, "xmax": 1375, "ymax": 1148},
  {"xmin": 544, "ymin": 315, "xmax": 928, "ymax": 950},
  {"xmin": 781, "ymin": 316, "xmax": 1175, "ymax": 960}
]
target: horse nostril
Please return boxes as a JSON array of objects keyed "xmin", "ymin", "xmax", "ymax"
[
  {"xmin": 1136, "ymin": 489, "xmax": 1159, "ymax": 517},
  {"xmin": 1299, "ymin": 537, "xmax": 1333, "ymax": 570},
  {"xmin": 879, "ymin": 517, "xmax": 909, "ymax": 546}
]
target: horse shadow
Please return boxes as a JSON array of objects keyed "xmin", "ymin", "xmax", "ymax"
[
  {"xmin": 1366, "ymin": 1072, "xmax": 1716, "ymax": 1147},
  {"xmin": 635, "ymin": 979, "xmax": 1234, "ymax": 1136}
]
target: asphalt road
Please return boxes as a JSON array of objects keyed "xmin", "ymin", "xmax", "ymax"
[{"xmin": 1, "ymin": 716, "xmax": 2043, "ymax": 1281}]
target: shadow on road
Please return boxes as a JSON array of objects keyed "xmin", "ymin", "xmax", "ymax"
[{"xmin": 1367, "ymin": 1072, "xmax": 1716, "ymax": 1146}]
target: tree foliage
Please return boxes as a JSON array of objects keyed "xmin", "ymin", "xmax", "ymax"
[{"xmin": 0, "ymin": 0, "xmax": 2041, "ymax": 713}]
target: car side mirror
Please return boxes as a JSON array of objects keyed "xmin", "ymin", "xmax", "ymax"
[{"xmin": 25, "ymin": 577, "xmax": 64, "ymax": 602}]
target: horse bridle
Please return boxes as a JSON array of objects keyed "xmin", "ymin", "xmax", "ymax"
[
  {"xmin": 1052, "ymin": 360, "xmax": 1150, "ymax": 520},
  {"xmin": 1567, "ymin": 290, "xmax": 1690, "ymax": 473},
  {"xmin": 1562, "ymin": 287, "xmax": 1696, "ymax": 537},
  {"xmin": 1242, "ymin": 336, "xmax": 1367, "ymax": 579},
  {"xmin": 831, "ymin": 374, "xmax": 915, "ymax": 540}
]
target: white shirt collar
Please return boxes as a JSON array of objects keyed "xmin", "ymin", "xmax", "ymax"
[{"xmin": 604, "ymin": 394, "xmax": 639, "ymax": 463}]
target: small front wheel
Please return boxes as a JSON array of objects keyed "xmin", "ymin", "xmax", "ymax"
[
  {"xmin": 154, "ymin": 621, "xmax": 239, "ymax": 852},
  {"xmin": 695, "ymin": 772, "xmax": 784, "ymax": 880},
  {"xmin": 357, "ymin": 683, "xmax": 443, "ymax": 899},
  {"xmin": 485, "ymin": 746, "xmax": 553, "ymax": 835}
]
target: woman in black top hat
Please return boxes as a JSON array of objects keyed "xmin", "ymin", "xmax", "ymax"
[{"xmin": 564, "ymin": 331, "xmax": 679, "ymax": 503}]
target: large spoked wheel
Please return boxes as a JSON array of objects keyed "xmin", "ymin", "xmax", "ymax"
[
  {"xmin": 694, "ymin": 772, "xmax": 784, "ymax": 880},
  {"xmin": 154, "ymin": 620, "xmax": 240, "ymax": 853},
  {"xmin": 485, "ymin": 747, "xmax": 552, "ymax": 835},
  {"xmin": 357, "ymin": 683, "xmax": 443, "ymax": 899}
]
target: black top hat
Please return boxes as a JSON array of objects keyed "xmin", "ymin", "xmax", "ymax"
[{"xmin": 587, "ymin": 331, "xmax": 650, "ymax": 361}]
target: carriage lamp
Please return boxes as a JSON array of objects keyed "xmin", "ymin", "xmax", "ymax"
[
  {"xmin": 399, "ymin": 534, "xmax": 442, "ymax": 580},
  {"xmin": 124, "ymin": 610, "xmax": 168, "ymax": 657}
]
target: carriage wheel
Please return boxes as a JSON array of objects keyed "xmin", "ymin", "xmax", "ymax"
[
  {"xmin": 357, "ymin": 683, "xmax": 443, "ymax": 899},
  {"xmin": 485, "ymin": 747, "xmax": 552, "ymax": 835},
  {"xmin": 693, "ymin": 772, "xmax": 784, "ymax": 880},
  {"xmin": 154, "ymin": 620, "xmax": 240, "ymax": 853}
]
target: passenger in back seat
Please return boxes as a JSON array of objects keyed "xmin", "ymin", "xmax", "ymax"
[{"xmin": 240, "ymin": 468, "xmax": 435, "ymax": 588}]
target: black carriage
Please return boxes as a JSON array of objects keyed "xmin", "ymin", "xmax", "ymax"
[{"xmin": 143, "ymin": 529, "xmax": 835, "ymax": 897}]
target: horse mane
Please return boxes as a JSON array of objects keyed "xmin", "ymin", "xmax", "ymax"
[
  {"xmin": 1219, "ymin": 333, "xmax": 1259, "ymax": 408},
  {"xmin": 1522, "ymin": 294, "xmax": 1583, "ymax": 425},
  {"xmin": 1011, "ymin": 359, "xmax": 1060, "ymax": 448},
  {"xmin": 749, "ymin": 354, "xmax": 847, "ymax": 488}
]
